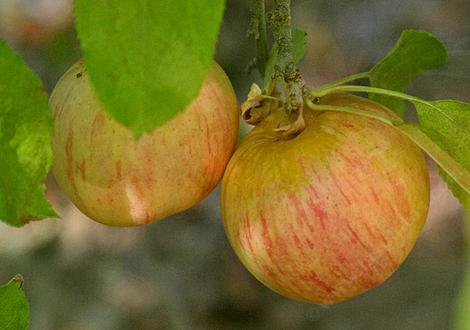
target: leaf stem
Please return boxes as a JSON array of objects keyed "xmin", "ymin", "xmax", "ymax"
[
  {"xmin": 310, "ymin": 85, "xmax": 455, "ymax": 122},
  {"xmin": 305, "ymin": 101, "xmax": 402, "ymax": 126},
  {"xmin": 248, "ymin": 0, "xmax": 269, "ymax": 76},
  {"xmin": 313, "ymin": 72, "xmax": 369, "ymax": 93}
]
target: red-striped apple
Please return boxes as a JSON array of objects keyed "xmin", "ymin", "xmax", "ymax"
[
  {"xmin": 51, "ymin": 60, "xmax": 239, "ymax": 227},
  {"xmin": 221, "ymin": 93, "xmax": 430, "ymax": 304}
]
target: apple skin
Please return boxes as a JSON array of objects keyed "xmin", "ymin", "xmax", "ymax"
[
  {"xmin": 51, "ymin": 60, "xmax": 239, "ymax": 227},
  {"xmin": 221, "ymin": 93, "xmax": 430, "ymax": 304}
]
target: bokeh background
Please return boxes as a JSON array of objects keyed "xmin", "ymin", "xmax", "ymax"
[{"xmin": 1, "ymin": 0, "xmax": 470, "ymax": 329}]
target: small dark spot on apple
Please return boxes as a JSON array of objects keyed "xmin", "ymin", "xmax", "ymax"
[{"xmin": 76, "ymin": 72, "xmax": 83, "ymax": 78}]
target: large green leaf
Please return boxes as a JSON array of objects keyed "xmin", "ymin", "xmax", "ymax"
[
  {"xmin": 0, "ymin": 275, "xmax": 30, "ymax": 330},
  {"xmin": 416, "ymin": 100, "xmax": 470, "ymax": 210},
  {"xmin": 369, "ymin": 30, "xmax": 448, "ymax": 116},
  {"xmin": 74, "ymin": 0, "xmax": 226, "ymax": 138},
  {"xmin": 292, "ymin": 29, "xmax": 308, "ymax": 65},
  {"xmin": 0, "ymin": 39, "xmax": 56, "ymax": 227}
]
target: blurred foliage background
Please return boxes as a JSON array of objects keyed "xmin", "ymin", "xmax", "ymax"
[{"xmin": 0, "ymin": 0, "xmax": 469, "ymax": 329}]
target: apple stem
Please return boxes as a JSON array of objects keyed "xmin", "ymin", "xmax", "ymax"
[
  {"xmin": 248, "ymin": 0, "xmax": 269, "ymax": 77},
  {"xmin": 267, "ymin": 0, "xmax": 307, "ymax": 138}
]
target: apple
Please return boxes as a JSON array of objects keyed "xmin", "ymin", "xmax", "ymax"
[
  {"xmin": 221, "ymin": 93, "xmax": 430, "ymax": 304},
  {"xmin": 51, "ymin": 60, "xmax": 239, "ymax": 227}
]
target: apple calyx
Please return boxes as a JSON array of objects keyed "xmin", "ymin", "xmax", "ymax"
[
  {"xmin": 241, "ymin": 83, "xmax": 281, "ymax": 125},
  {"xmin": 241, "ymin": 82, "xmax": 308, "ymax": 140}
]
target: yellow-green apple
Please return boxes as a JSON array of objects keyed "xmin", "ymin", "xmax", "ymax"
[
  {"xmin": 51, "ymin": 60, "xmax": 239, "ymax": 227},
  {"xmin": 221, "ymin": 93, "xmax": 430, "ymax": 304}
]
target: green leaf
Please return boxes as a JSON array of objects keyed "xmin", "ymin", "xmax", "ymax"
[
  {"xmin": 74, "ymin": 0, "xmax": 226, "ymax": 138},
  {"xmin": 416, "ymin": 100, "xmax": 470, "ymax": 210},
  {"xmin": 264, "ymin": 43, "xmax": 279, "ymax": 90},
  {"xmin": 0, "ymin": 275, "xmax": 30, "ymax": 330},
  {"xmin": 292, "ymin": 29, "xmax": 307, "ymax": 64},
  {"xmin": 394, "ymin": 124, "xmax": 470, "ymax": 197},
  {"xmin": 263, "ymin": 28, "xmax": 307, "ymax": 90},
  {"xmin": 0, "ymin": 39, "xmax": 57, "ymax": 227},
  {"xmin": 369, "ymin": 30, "xmax": 448, "ymax": 116}
]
